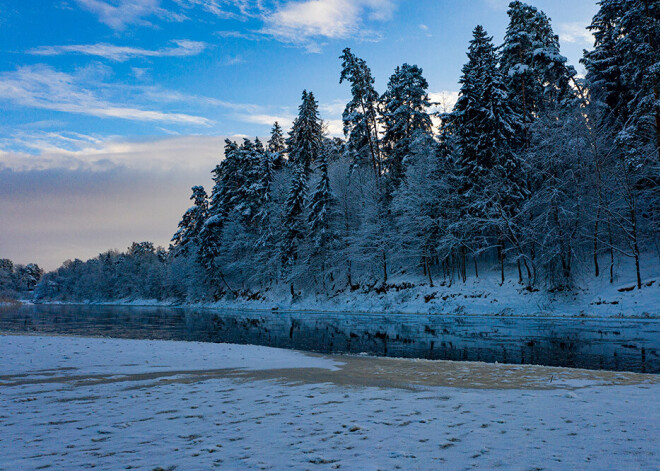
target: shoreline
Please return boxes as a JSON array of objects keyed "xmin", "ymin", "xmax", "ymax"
[{"xmin": 20, "ymin": 298, "xmax": 660, "ymax": 320}]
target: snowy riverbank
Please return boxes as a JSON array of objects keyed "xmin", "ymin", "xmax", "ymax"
[
  {"xmin": 2, "ymin": 334, "xmax": 659, "ymax": 469},
  {"xmin": 37, "ymin": 268, "xmax": 660, "ymax": 318}
]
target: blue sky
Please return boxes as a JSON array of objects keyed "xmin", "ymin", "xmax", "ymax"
[{"xmin": 0, "ymin": 0, "xmax": 599, "ymax": 269}]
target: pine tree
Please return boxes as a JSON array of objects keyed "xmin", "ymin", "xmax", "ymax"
[
  {"xmin": 287, "ymin": 90, "xmax": 324, "ymax": 174},
  {"xmin": 255, "ymin": 142, "xmax": 278, "ymax": 248},
  {"xmin": 451, "ymin": 25, "xmax": 528, "ymax": 284},
  {"xmin": 339, "ymin": 48, "xmax": 382, "ymax": 175},
  {"xmin": 379, "ymin": 63, "xmax": 433, "ymax": 190},
  {"xmin": 267, "ymin": 121, "xmax": 286, "ymax": 169},
  {"xmin": 197, "ymin": 140, "xmax": 240, "ymax": 289},
  {"xmin": 583, "ymin": 0, "xmax": 660, "ymax": 163},
  {"xmin": 452, "ymin": 26, "xmax": 523, "ymax": 185},
  {"xmin": 308, "ymin": 148, "xmax": 336, "ymax": 277},
  {"xmin": 231, "ymin": 138, "xmax": 265, "ymax": 228},
  {"xmin": 500, "ymin": 1, "xmax": 576, "ymax": 139},
  {"xmin": 281, "ymin": 162, "xmax": 308, "ymax": 269},
  {"xmin": 171, "ymin": 186, "xmax": 208, "ymax": 256}
]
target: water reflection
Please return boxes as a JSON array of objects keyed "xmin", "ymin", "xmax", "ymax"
[{"xmin": 1, "ymin": 304, "xmax": 658, "ymax": 373}]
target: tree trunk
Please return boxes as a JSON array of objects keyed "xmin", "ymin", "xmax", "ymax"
[
  {"xmin": 608, "ymin": 220, "xmax": 615, "ymax": 284},
  {"xmin": 593, "ymin": 206, "xmax": 601, "ymax": 277},
  {"xmin": 425, "ymin": 253, "xmax": 434, "ymax": 287},
  {"xmin": 473, "ymin": 255, "xmax": 479, "ymax": 278},
  {"xmin": 631, "ymin": 207, "xmax": 642, "ymax": 289},
  {"xmin": 498, "ymin": 237, "xmax": 505, "ymax": 285}
]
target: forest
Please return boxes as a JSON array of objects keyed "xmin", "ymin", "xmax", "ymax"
[{"xmin": 35, "ymin": 0, "xmax": 660, "ymax": 304}]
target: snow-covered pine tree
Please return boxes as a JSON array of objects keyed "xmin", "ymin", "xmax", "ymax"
[
  {"xmin": 307, "ymin": 147, "xmax": 337, "ymax": 285},
  {"xmin": 197, "ymin": 139, "xmax": 241, "ymax": 292},
  {"xmin": 339, "ymin": 48, "xmax": 382, "ymax": 175},
  {"xmin": 379, "ymin": 64, "xmax": 433, "ymax": 191},
  {"xmin": 171, "ymin": 185, "xmax": 208, "ymax": 256},
  {"xmin": 583, "ymin": 0, "xmax": 660, "ymax": 164},
  {"xmin": 582, "ymin": 0, "xmax": 659, "ymax": 288},
  {"xmin": 267, "ymin": 121, "xmax": 286, "ymax": 169},
  {"xmin": 451, "ymin": 25, "xmax": 528, "ymax": 284},
  {"xmin": 281, "ymin": 161, "xmax": 308, "ymax": 271},
  {"xmin": 500, "ymin": 1, "xmax": 576, "ymax": 140},
  {"xmin": 287, "ymin": 90, "xmax": 323, "ymax": 174},
  {"xmin": 230, "ymin": 138, "xmax": 265, "ymax": 229}
]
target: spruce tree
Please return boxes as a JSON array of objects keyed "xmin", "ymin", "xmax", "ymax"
[
  {"xmin": 281, "ymin": 162, "xmax": 308, "ymax": 269},
  {"xmin": 171, "ymin": 186, "xmax": 208, "ymax": 256},
  {"xmin": 451, "ymin": 25, "xmax": 528, "ymax": 284},
  {"xmin": 197, "ymin": 140, "xmax": 240, "ymax": 285},
  {"xmin": 379, "ymin": 63, "xmax": 433, "ymax": 190},
  {"xmin": 308, "ymin": 148, "xmax": 336, "ymax": 272},
  {"xmin": 583, "ymin": 0, "xmax": 660, "ymax": 163},
  {"xmin": 339, "ymin": 48, "xmax": 382, "ymax": 175},
  {"xmin": 287, "ymin": 90, "xmax": 324, "ymax": 174},
  {"xmin": 453, "ymin": 26, "xmax": 523, "ymax": 186},
  {"xmin": 500, "ymin": 1, "xmax": 576, "ymax": 138},
  {"xmin": 267, "ymin": 121, "xmax": 286, "ymax": 169}
]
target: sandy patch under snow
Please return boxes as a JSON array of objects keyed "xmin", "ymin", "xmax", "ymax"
[{"xmin": 1, "ymin": 334, "xmax": 659, "ymax": 470}]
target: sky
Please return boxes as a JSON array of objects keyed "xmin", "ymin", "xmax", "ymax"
[{"xmin": 0, "ymin": 0, "xmax": 599, "ymax": 270}]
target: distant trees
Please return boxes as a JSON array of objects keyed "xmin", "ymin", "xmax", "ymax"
[
  {"xmin": 34, "ymin": 0, "xmax": 659, "ymax": 303},
  {"xmin": 0, "ymin": 259, "xmax": 43, "ymax": 299}
]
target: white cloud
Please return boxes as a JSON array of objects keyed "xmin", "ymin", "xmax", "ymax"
[
  {"xmin": 558, "ymin": 22, "xmax": 594, "ymax": 45},
  {"xmin": 0, "ymin": 65, "xmax": 212, "ymax": 126},
  {"xmin": 324, "ymin": 119, "xmax": 344, "ymax": 137},
  {"xmin": 174, "ymin": 0, "xmax": 264, "ymax": 20},
  {"xmin": 236, "ymin": 113, "xmax": 294, "ymax": 128},
  {"xmin": 0, "ymin": 133, "xmax": 230, "ymax": 172},
  {"xmin": 74, "ymin": 0, "xmax": 185, "ymax": 30},
  {"xmin": 319, "ymin": 100, "xmax": 346, "ymax": 117},
  {"xmin": 428, "ymin": 90, "xmax": 459, "ymax": 114},
  {"xmin": 29, "ymin": 40, "xmax": 207, "ymax": 62},
  {"xmin": 261, "ymin": 0, "xmax": 396, "ymax": 52}
]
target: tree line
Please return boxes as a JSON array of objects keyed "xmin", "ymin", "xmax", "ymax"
[{"xmin": 36, "ymin": 0, "xmax": 660, "ymax": 303}]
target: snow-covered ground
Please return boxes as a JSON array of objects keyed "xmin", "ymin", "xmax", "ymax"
[
  {"xmin": 34, "ymin": 256, "xmax": 660, "ymax": 317},
  {"xmin": 2, "ymin": 334, "xmax": 659, "ymax": 470},
  {"xmin": 40, "ymin": 256, "xmax": 657, "ymax": 317}
]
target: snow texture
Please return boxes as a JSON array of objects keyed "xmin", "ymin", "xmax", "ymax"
[{"xmin": 1, "ymin": 334, "xmax": 659, "ymax": 470}]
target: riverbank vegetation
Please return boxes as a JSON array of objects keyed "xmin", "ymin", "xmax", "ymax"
[{"xmin": 35, "ymin": 1, "xmax": 659, "ymax": 308}]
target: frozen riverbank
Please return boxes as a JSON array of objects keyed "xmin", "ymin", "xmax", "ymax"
[
  {"xmin": 35, "ymin": 267, "xmax": 660, "ymax": 318},
  {"xmin": 1, "ymin": 334, "xmax": 659, "ymax": 470}
]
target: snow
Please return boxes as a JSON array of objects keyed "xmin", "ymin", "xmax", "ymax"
[
  {"xmin": 71, "ymin": 260, "xmax": 660, "ymax": 318},
  {"xmin": 42, "ymin": 256, "xmax": 659, "ymax": 318},
  {"xmin": 1, "ymin": 334, "xmax": 659, "ymax": 470}
]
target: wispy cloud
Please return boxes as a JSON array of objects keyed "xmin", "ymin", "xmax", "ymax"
[
  {"xmin": 74, "ymin": 0, "xmax": 185, "ymax": 30},
  {"xmin": 29, "ymin": 40, "xmax": 207, "ymax": 62},
  {"xmin": 0, "ymin": 133, "xmax": 231, "ymax": 172},
  {"xmin": 0, "ymin": 65, "xmax": 212, "ymax": 126},
  {"xmin": 558, "ymin": 22, "xmax": 594, "ymax": 45},
  {"xmin": 236, "ymin": 113, "xmax": 294, "ymax": 128},
  {"xmin": 174, "ymin": 0, "xmax": 265, "ymax": 20},
  {"xmin": 261, "ymin": 0, "xmax": 396, "ymax": 52}
]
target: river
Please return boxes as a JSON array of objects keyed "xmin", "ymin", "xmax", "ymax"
[{"xmin": 1, "ymin": 303, "xmax": 658, "ymax": 373}]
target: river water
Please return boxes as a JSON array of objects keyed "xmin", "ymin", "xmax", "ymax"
[{"xmin": 1, "ymin": 303, "xmax": 658, "ymax": 373}]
